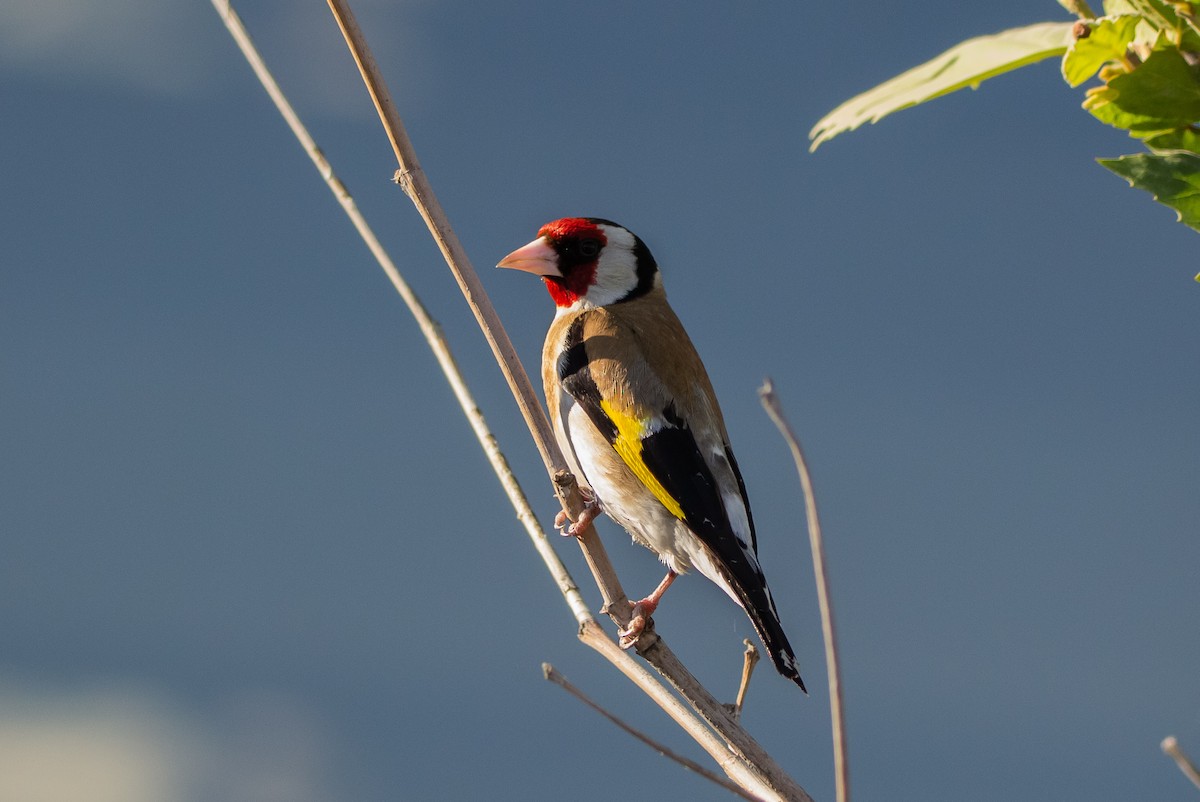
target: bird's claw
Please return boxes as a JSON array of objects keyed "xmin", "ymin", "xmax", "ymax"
[
  {"xmin": 555, "ymin": 498, "xmax": 600, "ymax": 537},
  {"xmin": 617, "ymin": 597, "xmax": 659, "ymax": 649}
]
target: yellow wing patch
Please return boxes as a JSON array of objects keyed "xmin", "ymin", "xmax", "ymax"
[{"xmin": 599, "ymin": 399, "xmax": 686, "ymax": 521}]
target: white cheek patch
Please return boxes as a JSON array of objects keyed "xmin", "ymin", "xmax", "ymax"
[{"xmin": 578, "ymin": 225, "xmax": 640, "ymax": 308}]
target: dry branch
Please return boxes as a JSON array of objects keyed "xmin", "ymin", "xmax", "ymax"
[
  {"xmin": 543, "ymin": 663, "xmax": 764, "ymax": 802},
  {"xmin": 320, "ymin": 3, "xmax": 813, "ymax": 800},
  {"xmin": 207, "ymin": 0, "xmax": 598, "ymax": 626},
  {"xmin": 760, "ymin": 379, "xmax": 850, "ymax": 802},
  {"xmin": 1162, "ymin": 736, "xmax": 1200, "ymax": 791},
  {"xmin": 321, "ymin": 0, "xmax": 633, "ymax": 627},
  {"xmin": 730, "ymin": 640, "xmax": 761, "ymax": 721},
  {"xmin": 216, "ymin": 1, "xmax": 815, "ymax": 798}
]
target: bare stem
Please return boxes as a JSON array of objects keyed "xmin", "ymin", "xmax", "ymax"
[
  {"xmin": 760, "ymin": 379, "xmax": 850, "ymax": 802},
  {"xmin": 315, "ymin": 2, "xmax": 810, "ymax": 800},
  {"xmin": 576, "ymin": 621, "xmax": 809, "ymax": 802},
  {"xmin": 543, "ymin": 663, "xmax": 765, "ymax": 802},
  {"xmin": 320, "ymin": 0, "xmax": 634, "ymax": 628},
  {"xmin": 1163, "ymin": 736, "xmax": 1200, "ymax": 791},
  {"xmin": 206, "ymin": 0, "xmax": 601, "ymax": 628},
  {"xmin": 732, "ymin": 640, "xmax": 761, "ymax": 720},
  {"xmin": 220, "ymin": 2, "xmax": 814, "ymax": 795}
]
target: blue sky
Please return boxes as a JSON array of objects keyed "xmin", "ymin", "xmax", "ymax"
[{"xmin": 2, "ymin": 1, "xmax": 1198, "ymax": 800}]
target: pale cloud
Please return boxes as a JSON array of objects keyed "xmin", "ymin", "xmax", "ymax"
[
  {"xmin": 0, "ymin": 0, "xmax": 211, "ymax": 94},
  {"xmin": 0, "ymin": 679, "xmax": 339, "ymax": 802},
  {"xmin": 0, "ymin": 1, "xmax": 434, "ymax": 117}
]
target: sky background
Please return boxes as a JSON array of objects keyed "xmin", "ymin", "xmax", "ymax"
[{"xmin": 3, "ymin": 1, "xmax": 1198, "ymax": 800}]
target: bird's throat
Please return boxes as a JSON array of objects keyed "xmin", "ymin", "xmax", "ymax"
[{"xmin": 544, "ymin": 264, "xmax": 596, "ymax": 308}]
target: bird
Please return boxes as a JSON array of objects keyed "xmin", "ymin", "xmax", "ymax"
[{"xmin": 498, "ymin": 217, "xmax": 805, "ymax": 690}]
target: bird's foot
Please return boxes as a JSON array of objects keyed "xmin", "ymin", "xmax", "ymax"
[
  {"xmin": 618, "ymin": 596, "xmax": 660, "ymax": 649},
  {"xmin": 617, "ymin": 570, "xmax": 677, "ymax": 649},
  {"xmin": 554, "ymin": 496, "xmax": 599, "ymax": 537}
]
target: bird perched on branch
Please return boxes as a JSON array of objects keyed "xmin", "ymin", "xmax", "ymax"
[{"xmin": 498, "ymin": 218, "xmax": 805, "ymax": 690}]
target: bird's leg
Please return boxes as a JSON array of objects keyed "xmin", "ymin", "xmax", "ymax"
[
  {"xmin": 619, "ymin": 569, "xmax": 678, "ymax": 649},
  {"xmin": 553, "ymin": 488, "xmax": 599, "ymax": 537}
]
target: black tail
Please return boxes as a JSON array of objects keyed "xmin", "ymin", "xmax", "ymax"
[
  {"xmin": 650, "ymin": 435, "xmax": 805, "ymax": 689},
  {"xmin": 716, "ymin": 445, "xmax": 806, "ymax": 691},
  {"xmin": 735, "ymin": 574, "xmax": 806, "ymax": 692}
]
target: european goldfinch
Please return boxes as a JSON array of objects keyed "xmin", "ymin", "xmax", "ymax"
[{"xmin": 498, "ymin": 218, "xmax": 805, "ymax": 690}]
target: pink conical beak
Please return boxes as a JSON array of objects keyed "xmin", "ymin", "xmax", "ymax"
[{"xmin": 496, "ymin": 237, "xmax": 562, "ymax": 277}]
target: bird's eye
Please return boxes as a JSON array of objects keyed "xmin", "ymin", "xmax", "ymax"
[{"xmin": 578, "ymin": 238, "xmax": 601, "ymax": 258}]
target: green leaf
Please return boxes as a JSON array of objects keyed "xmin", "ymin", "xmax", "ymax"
[
  {"xmin": 1085, "ymin": 46, "xmax": 1200, "ymax": 130},
  {"xmin": 1143, "ymin": 126, "xmax": 1200, "ymax": 152},
  {"xmin": 1105, "ymin": 0, "xmax": 1182, "ymax": 26},
  {"xmin": 809, "ymin": 22, "xmax": 1075, "ymax": 150},
  {"xmin": 1062, "ymin": 15, "xmax": 1140, "ymax": 87},
  {"xmin": 1100, "ymin": 1, "xmax": 1188, "ymax": 48},
  {"xmin": 1109, "ymin": 47, "xmax": 1200, "ymax": 117},
  {"xmin": 1085, "ymin": 85, "xmax": 1174, "ymax": 129},
  {"xmin": 1098, "ymin": 150, "xmax": 1200, "ymax": 231}
]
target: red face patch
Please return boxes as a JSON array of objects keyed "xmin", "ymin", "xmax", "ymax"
[
  {"xmin": 543, "ymin": 276, "xmax": 582, "ymax": 307},
  {"xmin": 538, "ymin": 217, "xmax": 608, "ymax": 245},
  {"xmin": 537, "ymin": 218, "xmax": 609, "ymax": 307}
]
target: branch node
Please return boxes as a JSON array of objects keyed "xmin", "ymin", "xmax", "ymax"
[
  {"xmin": 553, "ymin": 470, "xmax": 590, "ymax": 518},
  {"xmin": 393, "ymin": 166, "xmax": 418, "ymax": 194},
  {"xmin": 552, "ymin": 469, "xmax": 575, "ymax": 490}
]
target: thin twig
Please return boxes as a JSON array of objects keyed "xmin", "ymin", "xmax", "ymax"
[
  {"xmin": 543, "ymin": 663, "xmax": 764, "ymax": 802},
  {"xmin": 321, "ymin": 0, "xmax": 632, "ymax": 631},
  {"xmin": 219, "ymin": 1, "xmax": 808, "ymax": 798},
  {"xmin": 576, "ymin": 621, "xmax": 807, "ymax": 802},
  {"xmin": 211, "ymin": 7, "xmax": 798, "ymax": 799},
  {"xmin": 760, "ymin": 379, "xmax": 850, "ymax": 802},
  {"xmin": 320, "ymin": 3, "xmax": 811, "ymax": 801},
  {"xmin": 206, "ymin": 0, "xmax": 600, "ymax": 627},
  {"xmin": 731, "ymin": 640, "xmax": 761, "ymax": 721},
  {"xmin": 1163, "ymin": 736, "xmax": 1200, "ymax": 791}
]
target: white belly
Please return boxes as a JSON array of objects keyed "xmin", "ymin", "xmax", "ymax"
[{"xmin": 562, "ymin": 402, "xmax": 743, "ymax": 606}]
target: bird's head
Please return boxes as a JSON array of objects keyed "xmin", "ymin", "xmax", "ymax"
[{"xmin": 497, "ymin": 218, "xmax": 659, "ymax": 309}]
